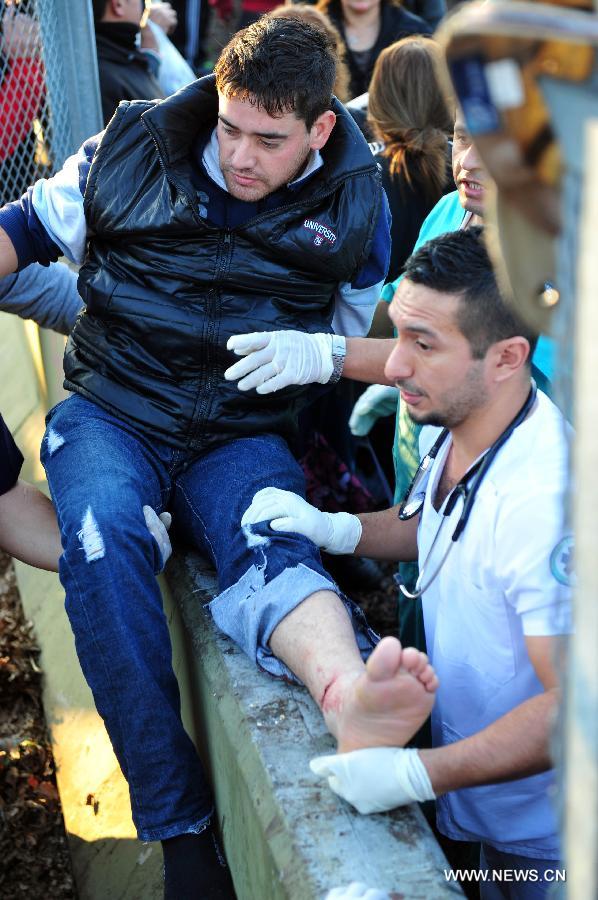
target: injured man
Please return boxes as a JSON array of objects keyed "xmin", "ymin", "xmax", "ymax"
[{"xmin": 0, "ymin": 15, "xmax": 437, "ymax": 897}]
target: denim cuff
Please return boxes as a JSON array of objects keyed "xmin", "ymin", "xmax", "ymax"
[{"xmin": 208, "ymin": 561, "xmax": 378, "ymax": 683}]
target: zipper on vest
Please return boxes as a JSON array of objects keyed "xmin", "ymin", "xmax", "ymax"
[
  {"xmin": 186, "ymin": 228, "xmax": 232, "ymax": 453},
  {"xmin": 217, "ymin": 230, "xmax": 232, "ymax": 278}
]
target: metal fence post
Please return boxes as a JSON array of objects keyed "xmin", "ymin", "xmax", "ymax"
[
  {"xmin": 0, "ymin": 0, "xmax": 102, "ymax": 204},
  {"xmin": 565, "ymin": 118, "xmax": 598, "ymax": 900},
  {"xmin": 35, "ymin": 0, "xmax": 103, "ymax": 165}
]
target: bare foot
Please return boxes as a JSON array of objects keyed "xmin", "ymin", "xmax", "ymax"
[{"xmin": 333, "ymin": 636, "xmax": 438, "ymax": 753}]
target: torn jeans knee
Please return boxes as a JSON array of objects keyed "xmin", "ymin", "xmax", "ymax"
[
  {"xmin": 46, "ymin": 426, "xmax": 65, "ymax": 456},
  {"xmin": 208, "ymin": 522, "xmax": 378, "ymax": 682},
  {"xmin": 77, "ymin": 506, "xmax": 106, "ymax": 562}
]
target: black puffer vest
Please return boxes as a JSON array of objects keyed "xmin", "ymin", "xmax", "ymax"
[{"xmin": 66, "ymin": 75, "xmax": 382, "ymax": 453}]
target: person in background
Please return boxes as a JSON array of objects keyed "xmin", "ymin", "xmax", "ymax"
[
  {"xmin": 403, "ymin": 0, "xmax": 445, "ymax": 29},
  {"xmin": 0, "ymin": 410, "xmax": 171, "ymax": 574},
  {"xmin": 0, "ymin": 2, "xmax": 44, "ymax": 206},
  {"xmin": 315, "ymin": 0, "xmax": 430, "ymax": 100},
  {"xmin": 270, "ymin": 3, "xmax": 351, "ymax": 102},
  {"xmin": 0, "ymin": 410, "xmax": 65, "ymax": 572},
  {"xmin": 367, "ymin": 36, "xmax": 453, "ymax": 285},
  {"xmin": 237, "ymin": 0, "xmax": 280, "ymax": 29},
  {"xmin": 146, "ymin": 0, "xmax": 197, "ymax": 95},
  {"xmin": 92, "ymin": 0, "xmax": 165, "ymax": 126},
  {"xmin": 164, "ymin": 0, "xmax": 208, "ymax": 73},
  {"xmin": 0, "ymin": 262, "xmax": 82, "ymax": 335}
]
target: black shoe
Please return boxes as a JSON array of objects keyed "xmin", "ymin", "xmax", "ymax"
[{"xmin": 162, "ymin": 822, "xmax": 236, "ymax": 899}]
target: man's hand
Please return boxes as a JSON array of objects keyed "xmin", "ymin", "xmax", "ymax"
[
  {"xmin": 310, "ymin": 747, "xmax": 435, "ymax": 815},
  {"xmin": 149, "ymin": 0, "xmax": 178, "ymax": 34},
  {"xmin": 349, "ymin": 384, "xmax": 399, "ymax": 436},
  {"xmin": 224, "ymin": 331, "xmax": 336, "ymax": 394},
  {"xmin": 241, "ymin": 487, "xmax": 362, "ymax": 555}
]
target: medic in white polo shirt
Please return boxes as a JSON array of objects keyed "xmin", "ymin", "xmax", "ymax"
[{"xmin": 243, "ymin": 227, "xmax": 572, "ymax": 895}]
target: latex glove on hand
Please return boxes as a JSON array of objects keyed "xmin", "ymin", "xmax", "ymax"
[
  {"xmin": 224, "ymin": 331, "xmax": 339, "ymax": 394},
  {"xmin": 143, "ymin": 506, "xmax": 172, "ymax": 571},
  {"xmin": 241, "ymin": 487, "xmax": 362, "ymax": 555},
  {"xmin": 325, "ymin": 884, "xmax": 391, "ymax": 900},
  {"xmin": 349, "ymin": 384, "xmax": 400, "ymax": 437},
  {"xmin": 310, "ymin": 747, "xmax": 435, "ymax": 814}
]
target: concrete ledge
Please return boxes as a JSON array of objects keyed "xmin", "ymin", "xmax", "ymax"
[{"xmin": 166, "ymin": 551, "xmax": 463, "ymax": 900}]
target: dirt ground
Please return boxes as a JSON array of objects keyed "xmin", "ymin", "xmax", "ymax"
[{"xmin": 0, "ymin": 550, "xmax": 76, "ymax": 899}]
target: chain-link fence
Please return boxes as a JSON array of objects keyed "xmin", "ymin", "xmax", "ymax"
[{"xmin": 0, "ymin": 0, "xmax": 102, "ymax": 207}]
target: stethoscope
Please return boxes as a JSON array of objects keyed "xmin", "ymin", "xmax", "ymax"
[{"xmin": 395, "ymin": 381, "xmax": 538, "ymax": 599}]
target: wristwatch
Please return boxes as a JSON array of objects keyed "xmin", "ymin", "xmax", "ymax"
[{"xmin": 329, "ymin": 334, "xmax": 347, "ymax": 384}]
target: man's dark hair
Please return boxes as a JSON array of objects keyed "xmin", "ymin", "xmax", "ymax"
[
  {"xmin": 403, "ymin": 227, "xmax": 538, "ymax": 362},
  {"xmin": 214, "ymin": 15, "xmax": 336, "ymax": 129},
  {"xmin": 92, "ymin": 0, "xmax": 108, "ymax": 22}
]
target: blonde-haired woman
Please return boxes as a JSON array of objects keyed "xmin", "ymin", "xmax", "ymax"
[{"xmin": 367, "ymin": 35, "xmax": 453, "ymax": 282}]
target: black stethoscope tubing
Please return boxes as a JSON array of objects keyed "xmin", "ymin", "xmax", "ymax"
[{"xmin": 396, "ymin": 381, "xmax": 538, "ymax": 598}]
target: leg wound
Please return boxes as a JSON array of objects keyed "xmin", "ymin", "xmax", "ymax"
[{"xmin": 77, "ymin": 507, "xmax": 105, "ymax": 562}]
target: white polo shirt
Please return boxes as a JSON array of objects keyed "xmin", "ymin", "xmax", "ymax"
[{"xmin": 417, "ymin": 390, "xmax": 572, "ymax": 857}]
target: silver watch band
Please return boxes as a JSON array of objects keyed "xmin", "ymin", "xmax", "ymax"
[{"xmin": 329, "ymin": 334, "xmax": 346, "ymax": 384}]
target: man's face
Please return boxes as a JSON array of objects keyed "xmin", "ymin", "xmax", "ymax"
[
  {"xmin": 217, "ymin": 92, "xmax": 334, "ymax": 202},
  {"xmin": 384, "ymin": 279, "xmax": 490, "ymax": 428},
  {"xmin": 452, "ymin": 111, "xmax": 487, "ymax": 219},
  {"xmin": 113, "ymin": 0, "xmax": 146, "ymax": 25}
]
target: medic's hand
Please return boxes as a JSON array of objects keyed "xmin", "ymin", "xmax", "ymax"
[
  {"xmin": 349, "ymin": 385, "xmax": 400, "ymax": 437},
  {"xmin": 143, "ymin": 506, "xmax": 172, "ymax": 570},
  {"xmin": 325, "ymin": 884, "xmax": 391, "ymax": 900},
  {"xmin": 241, "ymin": 487, "xmax": 362, "ymax": 555},
  {"xmin": 224, "ymin": 331, "xmax": 336, "ymax": 394},
  {"xmin": 310, "ymin": 747, "xmax": 435, "ymax": 815}
]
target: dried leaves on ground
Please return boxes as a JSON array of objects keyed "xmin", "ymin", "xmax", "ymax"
[{"xmin": 0, "ymin": 550, "xmax": 76, "ymax": 899}]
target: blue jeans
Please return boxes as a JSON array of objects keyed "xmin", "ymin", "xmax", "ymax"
[
  {"xmin": 41, "ymin": 394, "xmax": 375, "ymax": 841},
  {"xmin": 479, "ymin": 844, "xmax": 562, "ymax": 900}
]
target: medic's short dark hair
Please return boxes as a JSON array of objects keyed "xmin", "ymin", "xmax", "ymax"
[{"xmin": 403, "ymin": 226, "xmax": 538, "ymax": 361}]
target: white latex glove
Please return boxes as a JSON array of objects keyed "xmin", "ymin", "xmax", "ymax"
[
  {"xmin": 241, "ymin": 487, "xmax": 362, "ymax": 556},
  {"xmin": 143, "ymin": 506, "xmax": 172, "ymax": 570},
  {"xmin": 349, "ymin": 385, "xmax": 400, "ymax": 437},
  {"xmin": 310, "ymin": 747, "xmax": 435, "ymax": 814},
  {"xmin": 325, "ymin": 884, "xmax": 391, "ymax": 900},
  {"xmin": 224, "ymin": 331, "xmax": 337, "ymax": 394}
]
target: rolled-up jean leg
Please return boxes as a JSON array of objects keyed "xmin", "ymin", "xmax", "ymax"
[{"xmin": 172, "ymin": 433, "xmax": 378, "ymax": 680}]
